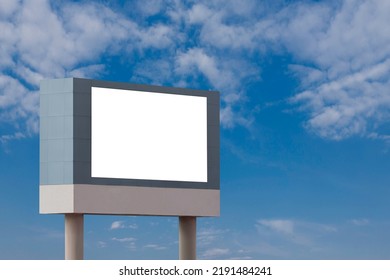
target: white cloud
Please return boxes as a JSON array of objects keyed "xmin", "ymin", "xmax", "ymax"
[
  {"xmin": 199, "ymin": 12, "xmax": 255, "ymax": 50},
  {"xmin": 128, "ymin": 224, "xmax": 139, "ymax": 230},
  {"xmin": 0, "ymin": 75, "xmax": 38, "ymax": 140},
  {"xmin": 281, "ymin": 0, "xmax": 390, "ymax": 140},
  {"xmin": 111, "ymin": 236, "xmax": 137, "ymax": 250},
  {"xmin": 257, "ymin": 219, "xmax": 294, "ymax": 235},
  {"xmin": 288, "ymin": 65, "xmax": 325, "ymax": 88},
  {"xmin": 350, "ymin": 219, "xmax": 370, "ymax": 226},
  {"xmin": 13, "ymin": 0, "xmax": 134, "ymax": 78},
  {"xmin": 137, "ymin": 24, "xmax": 175, "ymax": 49},
  {"xmin": 0, "ymin": 22, "xmax": 17, "ymax": 69},
  {"xmin": 2, "ymin": 0, "xmax": 389, "ymax": 144},
  {"xmin": 182, "ymin": 0, "xmax": 390, "ymax": 140},
  {"xmin": 143, "ymin": 244, "xmax": 167, "ymax": 250},
  {"xmin": 68, "ymin": 64, "xmax": 105, "ymax": 79},
  {"xmin": 201, "ymin": 248, "xmax": 230, "ymax": 258},
  {"xmin": 132, "ymin": 59, "xmax": 174, "ymax": 85},
  {"xmin": 187, "ymin": 3, "xmax": 213, "ymax": 24},
  {"xmin": 256, "ymin": 219, "xmax": 337, "ymax": 247},
  {"xmin": 0, "ymin": 75, "xmax": 27, "ymax": 108},
  {"xmin": 127, "ymin": 242, "xmax": 137, "ymax": 251},
  {"xmin": 112, "ymin": 237, "xmax": 136, "ymax": 242},
  {"xmin": 186, "ymin": 1, "xmax": 268, "ymax": 50},
  {"xmin": 175, "ymin": 48, "xmax": 258, "ymax": 94},
  {"xmin": 132, "ymin": 0, "xmax": 164, "ymax": 18},
  {"xmin": 0, "ymin": 0, "xmax": 128, "ymax": 137},
  {"xmin": 110, "ymin": 221, "xmax": 126, "ymax": 230},
  {"xmin": 0, "ymin": 132, "xmax": 25, "ymax": 144},
  {"xmin": 197, "ymin": 228, "xmax": 228, "ymax": 247},
  {"xmin": 110, "ymin": 220, "xmax": 138, "ymax": 230},
  {"xmin": 193, "ymin": 218, "xmax": 388, "ymax": 259},
  {"xmin": 291, "ymin": 59, "xmax": 390, "ymax": 140},
  {"xmin": 175, "ymin": 48, "xmax": 258, "ymax": 128},
  {"xmin": 175, "ymin": 48, "xmax": 223, "ymax": 89},
  {"xmin": 0, "ymin": 0, "xmax": 20, "ymax": 18},
  {"xmin": 97, "ymin": 241, "xmax": 107, "ymax": 248}
]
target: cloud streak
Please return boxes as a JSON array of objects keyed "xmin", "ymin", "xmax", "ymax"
[
  {"xmin": 281, "ymin": 0, "xmax": 390, "ymax": 140},
  {"xmin": 256, "ymin": 218, "xmax": 337, "ymax": 249},
  {"xmin": 143, "ymin": 244, "xmax": 167, "ymax": 250},
  {"xmin": 112, "ymin": 237, "xmax": 136, "ymax": 243},
  {"xmin": 110, "ymin": 221, "xmax": 138, "ymax": 230}
]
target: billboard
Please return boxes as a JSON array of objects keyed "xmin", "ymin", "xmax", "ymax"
[
  {"xmin": 39, "ymin": 78, "xmax": 220, "ymax": 216},
  {"xmin": 91, "ymin": 87, "xmax": 207, "ymax": 182}
]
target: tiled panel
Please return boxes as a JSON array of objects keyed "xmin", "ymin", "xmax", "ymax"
[
  {"xmin": 63, "ymin": 138, "xmax": 73, "ymax": 162},
  {"xmin": 47, "ymin": 161, "xmax": 64, "ymax": 184},
  {"xmin": 63, "ymin": 162, "xmax": 73, "ymax": 184},
  {"xmin": 63, "ymin": 116, "xmax": 73, "ymax": 139},
  {"xmin": 40, "ymin": 94, "xmax": 49, "ymax": 117},
  {"xmin": 40, "ymin": 78, "xmax": 74, "ymax": 185},
  {"xmin": 40, "ymin": 162, "xmax": 48, "ymax": 185},
  {"xmin": 40, "ymin": 78, "xmax": 73, "ymax": 94},
  {"xmin": 47, "ymin": 139, "xmax": 64, "ymax": 162},
  {"xmin": 40, "ymin": 117, "xmax": 48, "ymax": 140},
  {"xmin": 47, "ymin": 116, "xmax": 64, "ymax": 139},
  {"xmin": 40, "ymin": 139, "xmax": 48, "ymax": 163}
]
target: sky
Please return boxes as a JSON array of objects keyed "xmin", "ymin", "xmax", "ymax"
[{"xmin": 0, "ymin": 0, "xmax": 390, "ymax": 260}]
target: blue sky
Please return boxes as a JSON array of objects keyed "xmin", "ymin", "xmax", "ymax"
[{"xmin": 1, "ymin": 0, "xmax": 390, "ymax": 259}]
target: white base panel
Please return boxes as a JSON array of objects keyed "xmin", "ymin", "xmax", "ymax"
[{"xmin": 40, "ymin": 184, "xmax": 220, "ymax": 216}]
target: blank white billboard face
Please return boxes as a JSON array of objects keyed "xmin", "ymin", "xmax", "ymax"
[{"xmin": 91, "ymin": 87, "xmax": 208, "ymax": 182}]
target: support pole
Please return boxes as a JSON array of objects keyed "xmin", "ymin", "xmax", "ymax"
[
  {"xmin": 65, "ymin": 214, "xmax": 84, "ymax": 260},
  {"xmin": 179, "ymin": 216, "xmax": 196, "ymax": 260}
]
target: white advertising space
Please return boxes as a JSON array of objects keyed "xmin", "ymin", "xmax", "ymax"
[{"xmin": 91, "ymin": 87, "xmax": 208, "ymax": 182}]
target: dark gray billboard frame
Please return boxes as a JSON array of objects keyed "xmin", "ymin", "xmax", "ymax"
[{"xmin": 39, "ymin": 78, "xmax": 220, "ymax": 260}]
